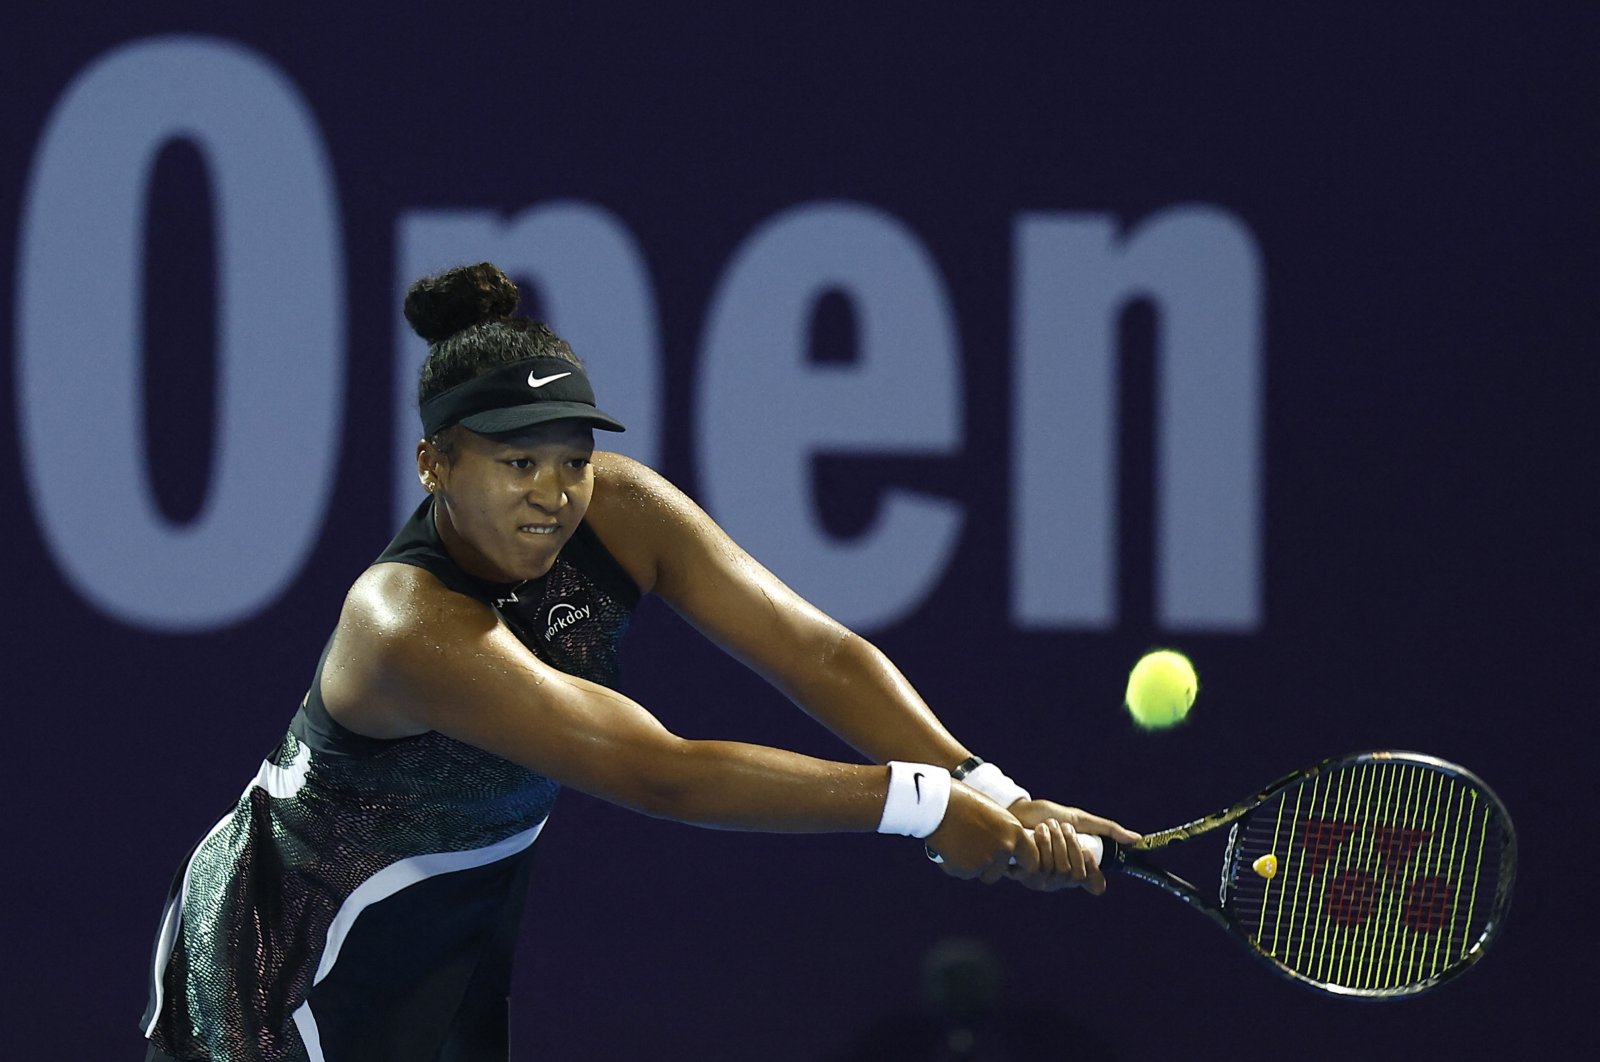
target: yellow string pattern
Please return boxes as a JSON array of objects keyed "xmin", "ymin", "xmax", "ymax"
[{"xmin": 1227, "ymin": 759, "xmax": 1503, "ymax": 993}]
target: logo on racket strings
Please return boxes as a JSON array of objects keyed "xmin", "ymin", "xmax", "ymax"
[{"xmin": 1299, "ymin": 819, "xmax": 1450, "ymax": 932}]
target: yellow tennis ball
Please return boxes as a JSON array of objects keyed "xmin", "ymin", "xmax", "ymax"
[{"xmin": 1125, "ymin": 650, "xmax": 1198, "ymax": 730}]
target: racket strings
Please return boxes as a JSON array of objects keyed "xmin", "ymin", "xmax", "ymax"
[{"xmin": 1224, "ymin": 760, "xmax": 1510, "ymax": 994}]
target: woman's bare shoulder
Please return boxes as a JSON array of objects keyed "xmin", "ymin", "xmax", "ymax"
[
  {"xmin": 322, "ymin": 562, "xmax": 503, "ymax": 738},
  {"xmin": 342, "ymin": 561, "xmax": 495, "ymax": 635},
  {"xmin": 590, "ymin": 451, "xmax": 674, "ymax": 510},
  {"xmin": 585, "ymin": 452, "xmax": 689, "ymax": 594}
]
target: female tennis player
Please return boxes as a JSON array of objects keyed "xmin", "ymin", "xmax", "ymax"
[{"xmin": 141, "ymin": 262, "xmax": 1138, "ymax": 1062}]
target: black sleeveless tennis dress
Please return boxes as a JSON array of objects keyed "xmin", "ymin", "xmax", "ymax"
[{"xmin": 142, "ymin": 498, "xmax": 640, "ymax": 1061}]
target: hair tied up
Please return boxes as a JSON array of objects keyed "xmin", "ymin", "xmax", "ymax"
[{"xmin": 403, "ymin": 262, "xmax": 522, "ymax": 344}]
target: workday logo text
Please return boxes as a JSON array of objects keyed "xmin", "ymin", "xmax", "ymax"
[{"xmin": 545, "ymin": 601, "xmax": 592, "ymax": 641}]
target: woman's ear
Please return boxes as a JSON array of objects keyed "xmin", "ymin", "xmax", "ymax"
[{"xmin": 417, "ymin": 440, "xmax": 442, "ymax": 492}]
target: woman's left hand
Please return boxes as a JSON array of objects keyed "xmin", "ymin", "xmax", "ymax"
[{"xmin": 1004, "ymin": 799, "xmax": 1142, "ymax": 894}]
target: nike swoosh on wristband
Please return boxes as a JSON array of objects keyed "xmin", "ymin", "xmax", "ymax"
[
  {"xmin": 913, "ymin": 772, "xmax": 926, "ymax": 801},
  {"xmin": 527, "ymin": 371, "xmax": 573, "ymax": 388}
]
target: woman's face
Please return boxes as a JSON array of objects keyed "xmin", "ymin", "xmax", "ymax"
[{"xmin": 421, "ymin": 420, "xmax": 596, "ymax": 583}]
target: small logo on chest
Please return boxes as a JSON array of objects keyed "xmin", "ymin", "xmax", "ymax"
[{"xmin": 545, "ymin": 601, "xmax": 593, "ymax": 640}]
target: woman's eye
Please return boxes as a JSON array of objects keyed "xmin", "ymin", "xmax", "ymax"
[
  {"xmin": 568, "ymin": 458, "xmax": 591, "ymax": 470},
  {"xmin": 507, "ymin": 458, "xmax": 532, "ymax": 470}
]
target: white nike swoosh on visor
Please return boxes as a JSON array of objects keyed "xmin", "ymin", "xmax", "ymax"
[{"xmin": 527, "ymin": 371, "xmax": 573, "ymax": 388}]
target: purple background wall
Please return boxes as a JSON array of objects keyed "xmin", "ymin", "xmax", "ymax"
[{"xmin": 3, "ymin": 6, "xmax": 1593, "ymax": 1059}]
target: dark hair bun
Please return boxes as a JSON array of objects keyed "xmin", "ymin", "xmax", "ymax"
[{"xmin": 403, "ymin": 262, "xmax": 521, "ymax": 343}]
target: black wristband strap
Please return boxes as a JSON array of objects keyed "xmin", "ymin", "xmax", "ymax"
[{"xmin": 951, "ymin": 756, "xmax": 985, "ymax": 780}]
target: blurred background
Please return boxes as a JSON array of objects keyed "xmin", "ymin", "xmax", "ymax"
[{"xmin": 3, "ymin": 5, "xmax": 1593, "ymax": 1058}]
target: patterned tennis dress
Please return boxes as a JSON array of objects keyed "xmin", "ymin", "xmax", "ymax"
[{"xmin": 142, "ymin": 498, "xmax": 640, "ymax": 1061}]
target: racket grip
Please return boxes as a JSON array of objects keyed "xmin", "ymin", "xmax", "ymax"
[
  {"xmin": 1012, "ymin": 833, "xmax": 1103, "ymax": 867},
  {"xmin": 928, "ymin": 833, "xmax": 1104, "ymax": 867},
  {"xmin": 1080, "ymin": 834, "xmax": 1104, "ymax": 866}
]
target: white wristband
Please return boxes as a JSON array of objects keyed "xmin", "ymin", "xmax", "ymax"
[
  {"xmin": 877, "ymin": 762, "xmax": 951, "ymax": 838},
  {"xmin": 961, "ymin": 762, "xmax": 1031, "ymax": 809}
]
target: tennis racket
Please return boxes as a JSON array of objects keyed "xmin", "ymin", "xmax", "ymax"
[{"xmin": 1073, "ymin": 750, "xmax": 1517, "ymax": 998}]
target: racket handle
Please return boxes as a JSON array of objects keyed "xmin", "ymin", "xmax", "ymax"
[
  {"xmin": 928, "ymin": 833, "xmax": 1105, "ymax": 867},
  {"xmin": 1007, "ymin": 834, "xmax": 1103, "ymax": 868},
  {"xmin": 1081, "ymin": 834, "xmax": 1104, "ymax": 866}
]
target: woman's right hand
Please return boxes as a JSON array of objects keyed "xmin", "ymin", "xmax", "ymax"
[{"xmin": 925, "ymin": 783, "xmax": 1041, "ymax": 883}]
